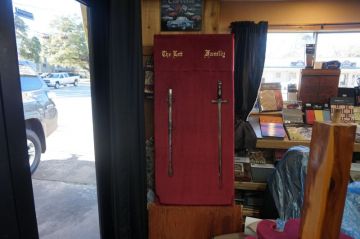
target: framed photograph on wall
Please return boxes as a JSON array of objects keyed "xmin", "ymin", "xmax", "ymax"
[{"xmin": 160, "ymin": 0, "xmax": 203, "ymax": 32}]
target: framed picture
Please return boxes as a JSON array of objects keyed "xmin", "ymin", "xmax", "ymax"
[{"xmin": 160, "ymin": 0, "xmax": 203, "ymax": 32}]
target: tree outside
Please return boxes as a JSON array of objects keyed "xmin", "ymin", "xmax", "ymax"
[
  {"xmin": 15, "ymin": 15, "xmax": 42, "ymax": 63},
  {"xmin": 42, "ymin": 15, "xmax": 89, "ymax": 71},
  {"xmin": 14, "ymin": 14, "xmax": 89, "ymax": 73}
]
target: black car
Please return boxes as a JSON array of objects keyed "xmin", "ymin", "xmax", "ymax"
[{"xmin": 20, "ymin": 66, "xmax": 58, "ymax": 173}]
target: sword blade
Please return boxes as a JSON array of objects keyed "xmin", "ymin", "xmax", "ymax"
[
  {"xmin": 168, "ymin": 89, "xmax": 173, "ymax": 177},
  {"xmin": 217, "ymin": 101, "xmax": 223, "ymax": 187},
  {"xmin": 212, "ymin": 80, "xmax": 228, "ymax": 188}
]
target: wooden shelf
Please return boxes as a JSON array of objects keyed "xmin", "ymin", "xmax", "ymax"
[
  {"xmin": 256, "ymin": 139, "xmax": 310, "ymax": 149},
  {"xmin": 249, "ymin": 111, "xmax": 282, "ymax": 116},
  {"xmin": 256, "ymin": 139, "xmax": 360, "ymax": 152},
  {"xmin": 242, "ymin": 206, "xmax": 261, "ymax": 218},
  {"xmin": 234, "ymin": 181, "xmax": 267, "ymax": 191}
]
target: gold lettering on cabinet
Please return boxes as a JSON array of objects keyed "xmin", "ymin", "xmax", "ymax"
[
  {"xmin": 172, "ymin": 50, "xmax": 183, "ymax": 58},
  {"xmin": 161, "ymin": 50, "xmax": 184, "ymax": 59},
  {"xmin": 162, "ymin": 50, "xmax": 172, "ymax": 58},
  {"xmin": 204, "ymin": 50, "xmax": 226, "ymax": 59}
]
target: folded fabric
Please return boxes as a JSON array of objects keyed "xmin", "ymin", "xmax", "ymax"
[
  {"xmin": 341, "ymin": 182, "xmax": 360, "ymax": 239},
  {"xmin": 245, "ymin": 219, "xmax": 352, "ymax": 239}
]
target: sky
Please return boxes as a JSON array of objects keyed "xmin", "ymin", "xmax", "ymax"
[{"xmin": 12, "ymin": 0, "xmax": 82, "ymax": 37}]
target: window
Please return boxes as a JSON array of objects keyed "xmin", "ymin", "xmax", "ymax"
[
  {"xmin": 20, "ymin": 76, "xmax": 43, "ymax": 91},
  {"xmin": 262, "ymin": 33, "xmax": 315, "ymax": 98},
  {"xmin": 317, "ymin": 33, "xmax": 360, "ymax": 87},
  {"xmin": 262, "ymin": 32, "xmax": 360, "ymax": 99},
  {"xmin": 48, "ymin": 73, "xmax": 60, "ymax": 78}
]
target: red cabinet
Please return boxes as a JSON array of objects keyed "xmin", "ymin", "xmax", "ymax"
[{"xmin": 154, "ymin": 34, "xmax": 234, "ymax": 205}]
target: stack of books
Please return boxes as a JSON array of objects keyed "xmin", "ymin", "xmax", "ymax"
[
  {"xmin": 304, "ymin": 103, "xmax": 331, "ymax": 124},
  {"xmin": 234, "ymin": 157, "xmax": 251, "ymax": 182},
  {"xmin": 330, "ymin": 97, "xmax": 355, "ymax": 123},
  {"xmin": 284, "ymin": 125, "xmax": 312, "ymax": 141},
  {"xmin": 282, "ymin": 101, "xmax": 303, "ymax": 124},
  {"xmin": 259, "ymin": 115, "xmax": 286, "ymax": 139},
  {"xmin": 248, "ymin": 149, "xmax": 275, "ymax": 183},
  {"xmin": 258, "ymin": 83, "xmax": 283, "ymax": 112}
]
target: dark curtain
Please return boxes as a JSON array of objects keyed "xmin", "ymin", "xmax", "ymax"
[
  {"xmin": 87, "ymin": 0, "xmax": 147, "ymax": 238},
  {"xmin": 231, "ymin": 21, "xmax": 268, "ymax": 119},
  {"xmin": 231, "ymin": 21, "xmax": 268, "ymax": 151}
]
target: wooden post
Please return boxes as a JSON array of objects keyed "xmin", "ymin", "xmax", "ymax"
[
  {"xmin": 299, "ymin": 119, "xmax": 356, "ymax": 239},
  {"xmin": 203, "ymin": 0, "xmax": 221, "ymax": 33}
]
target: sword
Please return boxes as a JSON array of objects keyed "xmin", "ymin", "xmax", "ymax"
[
  {"xmin": 168, "ymin": 89, "xmax": 174, "ymax": 177},
  {"xmin": 211, "ymin": 80, "xmax": 228, "ymax": 187}
]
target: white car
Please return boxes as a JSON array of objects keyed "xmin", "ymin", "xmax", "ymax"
[
  {"xmin": 43, "ymin": 72, "xmax": 80, "ymax": 89},
  {"xmin": 166, "ymin": 17, "xmax": 194, "ymax": 30}
]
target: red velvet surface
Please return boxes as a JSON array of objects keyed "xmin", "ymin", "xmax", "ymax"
[
  {"xmin": 245, "ymin": 219, "xmax": 352, "ymax": 239},
  {"xmin": 154, "ymin": 35, "xmax": 234, "ymax": 205}
]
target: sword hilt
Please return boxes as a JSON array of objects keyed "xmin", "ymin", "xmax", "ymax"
[
  {"xmin": 212, "ymin": 99, "xmax": 228, "ymax": 104},
  {"xmin": 217, "ymin": 80, "xmax": 222, "ymax": 99},
  {"xmin": 212, "ymin": 80, "xmax": 228, "ymax": 104}
]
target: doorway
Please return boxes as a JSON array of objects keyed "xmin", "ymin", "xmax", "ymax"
[{"xmin": 13, "ymin": 0, "xmax": 99, "ymax": 238}]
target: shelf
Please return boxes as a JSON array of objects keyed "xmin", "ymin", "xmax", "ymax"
[
  {"xmin": 249, "ymin": 111, "xmax": 282, "ymax": 116},
  {"xmin": 256, "ymin": 139, "xmax": 310, "ymax": 149},
  {"xmin": 242, "ymin": 206, "xmax": 261, "ymax": 218},
  {"xmin": 256, "ymin": 139, "xmax": 360, "ymax": 152},
  {"xmin": 234, "ymin": 181, "xmax": 267, "ymax": 191}
]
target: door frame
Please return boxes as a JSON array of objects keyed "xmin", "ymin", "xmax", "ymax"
[{"xmin": 0, "ymin": 0, "xmax": 39, "ymax": 238}]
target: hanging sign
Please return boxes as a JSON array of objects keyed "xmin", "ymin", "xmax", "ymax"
[{"xmin": 15, "ymin": 7, "xmax": 34, "ymax": 20}]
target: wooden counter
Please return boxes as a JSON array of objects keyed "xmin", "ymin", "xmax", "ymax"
[{"xmin": 256, "ymin": 139, "xmax": 360, "ymax": 152}]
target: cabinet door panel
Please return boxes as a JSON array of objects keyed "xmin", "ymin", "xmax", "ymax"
[{"xmin": 154, "ymin": 34, "xmax": 234, "ymax": 205}]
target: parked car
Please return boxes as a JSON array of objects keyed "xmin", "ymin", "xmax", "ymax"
[
  {"xmin": 166, "ymin": 16, "xmax": 194, "ymax": 30},
  {"xmin": 43, "ymin": 72, "xmax": 80, "ymax": 89},
  {"xmin": 341, "ymin": 60, "xmax": 357, "ymax": 68},
  {"xmin": 20, "ymin": 65, "xmax": 58, "ymax": 173},
  {"xmin": 39, "ymin": 72, "xmax": 50, "ymax": 78}
]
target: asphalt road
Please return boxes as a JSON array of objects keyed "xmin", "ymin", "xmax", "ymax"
[
  {"xmin": 41, "ymin": 82, "xmax": 95, "ymax": 162},
  {"xmin": 32, "ymin": 81, "xmax": 100, "ymax": 239},
  {"xmin": 49, "ymin": 82, "xmax": 92, "ymax": 98}
]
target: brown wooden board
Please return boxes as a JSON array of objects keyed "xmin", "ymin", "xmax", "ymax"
[
  {"xmin": 234, "ymin": 181, "xmax": 266, "ymax": 191},
  {"xmin": 300, "ymin": 121, "xmax": 356, "ymax": 239},
  {"xmin": 148, "ymin": 203, "xmax": 242, "ymax": 239}
]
